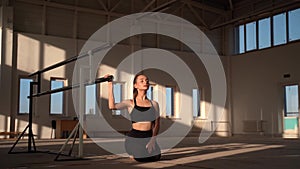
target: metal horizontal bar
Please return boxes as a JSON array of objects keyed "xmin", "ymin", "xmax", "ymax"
[
  {"xmin": 29, "ymin": 76, "xmax": 113, "ymax": 98},
  {"xmin": 29, "ymin": 43, "xmax": 111, "ymax": 77},
  {"xmin": 29, "ymin": 54, "xmax": 86, "ymax": 77}
]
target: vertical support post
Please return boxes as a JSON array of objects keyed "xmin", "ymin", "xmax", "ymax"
[
  {"xmin": 9, "ymin": 82, "xmax": 37, "ymax": 153},
  {"xmin": 28, "ymin": 81, "xmax": 34, "ymax": 152},
  {"xmin": 78, "ymin": 68, "xmax": 85, "ymax": 158},
  {"xmin": 37, "ymin": 73, "xmax": 41, "ymax": 94},
  {"xmin": 88, "ymin": 50, "xmax": 93, "ymax": 82}
]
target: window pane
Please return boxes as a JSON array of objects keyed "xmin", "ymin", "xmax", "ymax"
[
  {"xmin": 285, "ymin": 85, "xmax": 299, "ymax": 117},
  {"xmin": 113, "ymin": 83, "xmax": 122, "ymax": 115},
  {"xmin": 258, "ymin": 17, "xmax": 271, "ymax": 49},
  {"xmin": 193, "ymin": 89, "xmax": 200, "ymax": 117},
  {"xmin": 86, "ymin": 84, "xmax": 96, "ymax": 115},
  {"xmin": 147, "ymin": 86, "xmax": 153, "ymax": 100},
  {"xmin": 19, "ymin": 78, "xmax": 33, "ymax": 114},
  {"xmin": 166, "ymin": 87, "xmax": 174, "ymax": 117},
  {"xmin": 273, "ymin": 13, "xmax": 287, "ymax": 46},
  {"xmin": 246, "ymin": 21, "xmax": 257, "ymax": 51},
  {"xmin": 238, "ymin": 25, "xmax": 245, "ymax": 53},
  {"xmin": 50, "ymin": 80, "xmax": 64, "ymax": 114},
  {"xmin": 288, "ymin": 8, "xmax": 300, "ymax": 42}
]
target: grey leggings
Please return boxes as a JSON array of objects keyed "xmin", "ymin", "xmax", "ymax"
[{"xmin": 125, "ymin": 128, "xmax": 161, "ymax": 162}]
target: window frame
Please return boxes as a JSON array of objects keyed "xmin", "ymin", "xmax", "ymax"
[
  {"xmin": 146, "ymin": 85, "xmax": 154, "ymax": 100},
  {"xmin": 235, "ymin": 7, "xmax": 300, "ymax": 55},
  {"xmin": 258, "ymin": 17, "xmax": 271, "ymax": 49},
  {"xmin": 112, "ymin": 81, "xmax": 126, "ymax": 116},
  {"xmin": 245, "ymin": 21, "xmax": 257, "ymax": 51},
  {"xmin": 49, "ymin": 77, "xmax": 66, "ymax": 115},
  {"xmin": 85, "ymin": 83, "xmax": 98, "ymax": 116},
  {"xmin": 273, "ymin": 12, "xmax": 287, "ymax": 46},
  {"xmin": 287, "ymin": 8, "xmax": 300, "ymax": 42},
  {"xmin": 192, "ymin": 88, "xmax": 201, "ymax": 118},
  {"xmin": 165, "ymin": 85, "xmax": 176, "ymax": 118},
  {"xmin": 284, "ymin": 84, "xmax": 299, "ymax": 117},
  {"xmin": 18, "ymin": 76, "xmax": 34, "ymax": 115}
]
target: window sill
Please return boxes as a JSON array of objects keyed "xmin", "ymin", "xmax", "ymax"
[{"xmin": 165, "ymin": 116, "xmax": 181, "ymax": 120}]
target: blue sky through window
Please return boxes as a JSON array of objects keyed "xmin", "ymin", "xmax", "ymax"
[
  {"xmin": 258, "ymin": 17, "xmax": 271, "ymax": 49},
  {"xmin": 86, "ymin": 84, "xmax": 96, "ymax": 114},
  {"xmin": 285, "ymin": 85, "xmax": 299, "ymax": 116},
  {"xmin": 239, "ymin": 25, "xmax": 245, "ymax": 53},
  {"xmin": 246, "ymin": 21, "xmax": 257, "ymax": 51},
  {"xmin": 273, "ymin": 13, "xmax": 287, "ymax": 46},
  {"xmin": 50, "ymin": 80, "xmax": 64, "ymax": 114},
  {"xmin": 166, "ymin": 87, "xmax": 174, "ymax": 117},
  {"xmin": 147, "ymin": 86, "xmax": 153, "ymax": 100},
  {"xmin": 113, "ymin": 83, "xmax": 122, "ymax": 115},
  {"xmin": 193, "ymin": 89, "xmax": 200, "ymax": 117},
  {"xmin": 288, "ymin": 8, "xmax": 300, "ymax": 42},
  {"xmin": 19, "ymin": 78, "xmax": 33, "ymax": 114},
  {"xmin": 237, "ymin": 8, "xmax": 300, "ymax": 54}
]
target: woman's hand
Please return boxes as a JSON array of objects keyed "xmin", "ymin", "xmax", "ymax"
[
  {"xmin": 146, "ymin": 137, "xmax": 156, "ymax": 154},
  {"xmin": 104, "ymin": 74, "xmax": 113, "ymax": 83}
]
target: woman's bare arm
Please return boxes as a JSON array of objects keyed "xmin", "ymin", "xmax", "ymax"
[
  {"xmin": 146, "ymin": 101, "xmax": 160, "ymax": 153},
  {"xmin": 106, "ymin": 75, "xmax": 131, "ymax": 110},
  {"xmin": 152, "ymin": 101, "xmax": 160, "ymax": 137}
]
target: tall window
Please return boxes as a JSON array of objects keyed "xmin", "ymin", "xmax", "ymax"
[
  {"xmin": 86, "ymin": 84, "xmax": 96, "ymax": 115},
  {"xmin": 284, "ymin": 85, "xmax": 299, "ymax": 117},
  {"xmin": 166, "ymin": 87, "xmax": 174, "ymax": 117},
  {"xmin": 237, "ymin": 25, "xmax": 245, "ymax": 53},
  {"xmin": 146, "ymin": 85, "xmax": 153, "ymax": 100},
  {"xmin": 273, "ymin": 12, "xmax": 287, "ymax": 46},
  {"xmin": 193, "ymin": 89, "xmax": 201, "ymax": 118},
  {"xmin": 235, "ymin": 8, "xmax": 300, "ymax": 54},
  {"xmin": 288, "ymin": 8, "xmax": 300, "ymax": 42},
  {"xmin": 258, "ymin": 17, "xmax": 271, "ymax": 49},
  {"xmin": 113, "ymin": 83, "xmax": 123, "ymax": 115},
  {"xmin": 50, "ymin": 79, "xmax": 64, "ymax": 114},
  {"xmin": 246, "ymin": 21, "xmax": 257, "ymax": 51},
  {"xmin": 19, "ymin": 78, "xmax": 33, "ymax": 114}
]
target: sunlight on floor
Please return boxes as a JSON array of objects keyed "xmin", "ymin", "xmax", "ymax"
[{"xmin": 135, "ymin": 143, "xmax": 284, "ymax": 168}]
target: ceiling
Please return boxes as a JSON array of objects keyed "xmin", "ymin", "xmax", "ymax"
[{"xmin": 3, "ymin": 0, "xmax": 300, "ymax": 30}]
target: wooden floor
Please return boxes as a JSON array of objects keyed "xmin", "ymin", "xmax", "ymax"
[{"xmin": 1, "ymin": 136, "xmax": 300, "ymax": 169}]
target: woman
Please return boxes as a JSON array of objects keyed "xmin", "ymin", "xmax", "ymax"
[{"xmin": 106, "ymin": 73, "xmax": 161, "ymax": 162}]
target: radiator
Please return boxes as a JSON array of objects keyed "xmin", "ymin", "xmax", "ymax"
[{"xmin": 243, "ymin": 120, "xmax": 264, "ymax": 132}]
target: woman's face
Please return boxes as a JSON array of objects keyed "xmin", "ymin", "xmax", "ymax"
[{"xmin": 134, "ymin": 75, "xmax": 149, "ymax": 91}]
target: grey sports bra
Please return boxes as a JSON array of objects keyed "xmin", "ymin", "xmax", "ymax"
[{"xmin": 130, "ymin": 98, "xmax": 158, "ymax": 123}]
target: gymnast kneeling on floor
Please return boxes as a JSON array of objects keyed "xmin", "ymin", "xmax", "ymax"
[{"xmin": 105, "ymin": 73, "xmax": 161, "ymax": 162}]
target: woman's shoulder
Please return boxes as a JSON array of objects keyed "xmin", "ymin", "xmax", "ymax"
[
  {"xmin": 123, "ymin": 99, "xmax": 134, "ymax": 106},
  {"xmin": 150, "ymin": 100, "xmax": 159, "ymax": 106}
]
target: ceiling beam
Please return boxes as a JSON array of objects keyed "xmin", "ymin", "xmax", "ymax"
[
  {"xmin": 167, "ymin": 2, "xmax": 185, "ymax": 15},
  {"xmin": 210, "ymin": 0, "xmax": 300, "ymax": 30},
  {"xmin": 228, "ymin": 0, "xmax": 233, "ymax": 10},
  {"xmin": 186, "ymin": 3, "xmax": 208, "ymax": 28},
  {"xmin": 16, "ymin": 0, "xmax": 123, "ymax": 17},
  {"xmin": 185, "ymin": 0, "xmax": 226, "ymax": 16},
  {"xmin": 109, "ymin": 0, "xmax": 122, "ymax": 12},
  {"xmin": 97, "ymin": 0, "xmax": 108, "ymax": 12},
  {"xmin": 141, "ymin": 0, "xmax": 156, "ymax": 12},
  {"xmin": 148, "ymin": 0, "xmax": 178, "ymax": 12}
]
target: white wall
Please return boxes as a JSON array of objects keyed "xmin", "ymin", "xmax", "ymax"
[
  {"xmin": 231, "ymin": 42, "xmax": 300, "ymax": 135},
  {"xmin": 11, "ymin": 32, "xmax": 80, "ymax": 138},
  {"xmin": 3, "ymin": 31, "xmax": 230, "ymax": 138},
  {"xmin": 1, "ymin": 0, "xmax": 228, "ymax": 139},
  {"xmin": 0, "ymin": 6, "xmax": 13, "ymax": 138}
]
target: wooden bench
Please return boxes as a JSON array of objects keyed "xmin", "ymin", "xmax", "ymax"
[
  {"xmin": 0, "ymin": 131, "xmax": 36, "ymax": 138},
  {"xmin": 0, "ymin": 131, "xmax": 22, "ymax": 138}
]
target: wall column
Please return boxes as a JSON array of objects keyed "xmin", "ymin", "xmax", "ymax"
[{"xmin": 0, "ymin": 3, "xmax": 14, "ymax": 135}]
